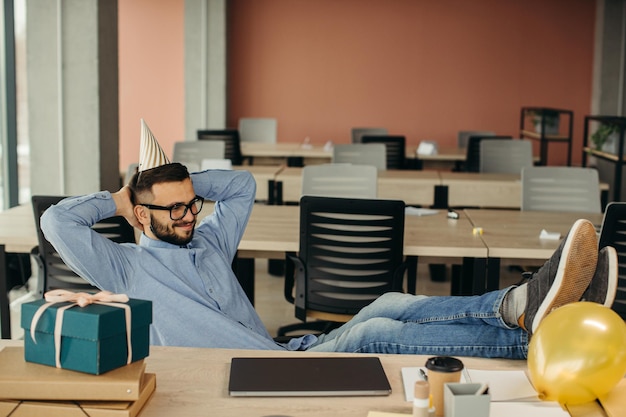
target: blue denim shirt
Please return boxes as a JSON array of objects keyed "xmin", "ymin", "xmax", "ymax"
[{"xmin": 40, "ymin": 169, "xmax": 316, "ymax": 350}]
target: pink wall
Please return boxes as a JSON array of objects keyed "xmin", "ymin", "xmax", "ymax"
[
  {"xmin": 227, "ymin": 0, "xmax": 596, "ymax": 166},
  {"xmin": 118, "ymin": 0, "xmax": 185, "ymax": 171},
  {"xmin": 118, "ymin": 1, "xmax": 596, "ymax": 169}
]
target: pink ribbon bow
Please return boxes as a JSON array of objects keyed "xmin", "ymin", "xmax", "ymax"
[{"xmin": 30, "ymin": 290, "xmax": 133, "ymax": 369}]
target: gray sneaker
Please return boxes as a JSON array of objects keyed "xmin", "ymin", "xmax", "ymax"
[
  {"xmin": 580, "ymin": 246, "xmax": 618, "ymax": 307},
  {"xmin": 519, "ymin": 219, "xmax": 598, "ymax": 335}
]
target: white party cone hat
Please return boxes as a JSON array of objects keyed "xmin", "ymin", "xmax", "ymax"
[{"xmin": 138, "ymin": 119, "xmax": 170, "ymax": 172}]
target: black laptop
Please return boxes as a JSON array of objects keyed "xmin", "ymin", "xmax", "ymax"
[{"xmin": 228, "ymin": 357, "xmax": 392, "ymax": 397}]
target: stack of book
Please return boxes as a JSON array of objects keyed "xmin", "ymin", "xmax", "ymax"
[{"xmin": 0, "ymin": 347, "xmax": 155, "ymax": 417}]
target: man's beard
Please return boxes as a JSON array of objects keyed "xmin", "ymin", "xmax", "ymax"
[{"xmin": 150, "ymin": 217, "xmax": 195, "ymax": 246}]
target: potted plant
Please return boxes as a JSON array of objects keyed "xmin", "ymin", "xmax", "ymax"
[
  {"xmin": 591, "ymin": 123, "xmax": 620, "ymax": 154},
  {"xmin": 527, "ymin": 109, "xmax": 560, "ymax": 135}
]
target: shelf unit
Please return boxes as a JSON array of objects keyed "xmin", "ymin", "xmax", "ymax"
[
  {"xmin": 519, "ymin": 107, "xmax": 573, "ymax": 166},
  {"xmin": 582, "ymin": 115, "xmax": 626, "ymax": 202}
]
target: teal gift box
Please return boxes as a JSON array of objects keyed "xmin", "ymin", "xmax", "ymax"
[{"xmin": 21, "ymin": 297, "xmax": 152, "ymax": 375}]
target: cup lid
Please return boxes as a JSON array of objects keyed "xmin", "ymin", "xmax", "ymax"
[{"xmin": 425, "ymin": 356, "xmax": 464, "ymax": 373}]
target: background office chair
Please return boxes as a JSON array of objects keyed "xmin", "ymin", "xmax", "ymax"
[
  {"xmin": 457, "ymin": 130, "xmax": 495, "ymax": 148},
  {"xmin": 521, "ymin": 166, "xmax": 602, "ymax": 213},
  {"xmin": 302, "ymin": 164, "xmax": 378, "ymax": 199},
  {"xmin": 238, "ymin": 117, "xmax": 277, "ymax": 144},
  {"xmin": 361, "ymin": 135, "xmax": 406, "ymax": 170},
  {"xmin": 277, "ymin": 195, "xmax": 407, "ymax": 337},
  {"xmin": 200, "ymin": 158, "xmax": 233, "ymax": 170},
  {"xmin": 197, "ymin": 129, "xmax": 244, "ymax": 166},
  {"xmin": 463, "ymin": 135, "xmax": 512, "ymax": 172},
  {"xmin": 172, "ymin": 140, "xmax": 226, "ymax": 172},
  {"xmin": 479, "ymin": 139, "xmax": 534, "ymax": 174},
  {"xmin": 598, "ymin": 202, "xmax": 626, "ymax": 320},
  {"xmin": 332, "ymin": 143, "xmax": 387, "ymax": 170},
  {"xmin": 351, "ymin": 127, "xmax": 388, "ymax": 143},
  {"xmin": 31, "ymin": 196, "xmax": 136, "ymax": 297}
]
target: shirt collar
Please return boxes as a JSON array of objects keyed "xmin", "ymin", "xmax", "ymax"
[{"xmin": 139, "ymin": 233, "xmax": 192, "ymax": 249}]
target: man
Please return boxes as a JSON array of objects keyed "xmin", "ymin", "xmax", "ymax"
[{"xmin": 41, "ymin": 121, "xmax": 617, "ymax": 358}]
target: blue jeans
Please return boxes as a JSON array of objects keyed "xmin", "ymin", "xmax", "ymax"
[{"xmin": 307, "ymin": 288, "xmax": 529, "ymax": 359}]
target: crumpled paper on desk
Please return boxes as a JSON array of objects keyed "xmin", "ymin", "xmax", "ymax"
[{"xmin": 539, "ymin": 229, "xmax": 561, "ymax": 240}]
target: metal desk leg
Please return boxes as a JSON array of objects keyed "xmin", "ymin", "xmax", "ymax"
[
  {"xmin": 470, "ymin": 257, "xmax": 488, "ymax": 295},
  {"xmin": 406, "ymin": 256, "xmax": 418, "ymax": 294},
  {"xmin": 453, "ymin": 257, "xmax": 487, "ymax": 295},
  {"xmin": 0, "ymin": 245, "xmax": 10, "ymax": 339},
  {"xmin": 486, "ymin": 257, "xmax": 501, "ymax": 292}
]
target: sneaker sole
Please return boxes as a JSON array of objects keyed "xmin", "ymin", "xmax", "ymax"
[
  {"xmin": 531, "ymin": 219, "xmax": 598, "ymax": 333},
  {"xmin": 603, "ymin": 246, "xmax": 618, "ymax": 307}
]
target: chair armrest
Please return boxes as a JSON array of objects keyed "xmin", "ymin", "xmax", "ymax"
[{"xmin": 30, "ymin": 246, "xmax": 45, "ymax": 298}]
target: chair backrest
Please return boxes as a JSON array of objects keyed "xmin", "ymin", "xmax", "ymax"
[
  {"xmin": 465, "ymin": 135, "xmax": 512, "ymax": 172},
  {"xmin": 124, "ymin": 162, "xmax": 139, "ymax": 185},
  {"xmin": 302, "ymin": 164, "xmax": 378, "ymax": 199},
  {"xmin": 173, "ymin": 141, "xmax": 226, "ymax": 172},
  {"xmin": 197, "ymin": 129, "xmax": 243, "ymax": 166},
  {"xmin": 521, "ymin": 167, "xmax": 602, "ymax": 213},
  {"xmin": 479, "ymin": 139, "xmax": 534, "ymax": 174},
  {"xmin": 598, "ymin": 202, "xmax": 626, "ymax": 320},
  {"xmin": 351, "ymin": 127, "xmax": 388, "ymax": 143},
  {"xmin": 238, "ymin": 118, "xmax": 277, "ymax": 144},
  {"xmin": 294, "ymin": 195, "xmax": 406, "ymax": 317},
  {"xmin": 31, "ymin": 196, "xmax": 136, "ymax": 296},
  {"xmin": 457, "ymin": 130, "xmax": 495, "ymax": 148},
  {"xmin": 200, "ymin": 158, "xmax": 233, "ymax": 170},
  {"xmin": 361, "ymin": 135, "xmax": 406, "ymax": 169},
  {"xmin": 332, "ymin": 143, "xmax": 387, "ymax": 170}
]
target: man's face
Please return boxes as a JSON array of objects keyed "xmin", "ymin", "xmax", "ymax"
[{"xmin": 144, "ymin": 179, "xmax": 198, "ymax": 246}]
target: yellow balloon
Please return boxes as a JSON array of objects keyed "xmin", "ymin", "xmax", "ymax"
[{"xmin": 528, "ymin": 302, "xmax": 626, "ymax": 405}]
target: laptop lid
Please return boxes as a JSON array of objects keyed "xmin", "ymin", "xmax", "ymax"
[{"xmin": 228, "ymin": 357, "xmax": 392, "ymax": 397}]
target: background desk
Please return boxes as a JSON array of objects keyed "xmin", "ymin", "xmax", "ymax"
[
  {"xmin": 237, "ymin": 204, "xmax": 488, "ymax": 298},
  {"xmin": 273, "ymin": 167, "xmax": 441, "ymax": 206},
  {"xmin": 0, "ymin": 340, "xmax": 604, "ymax": 417},
  {"xmin": 440, "ymin": 172, "xmax": 522, "ymax": 209},
  {"xmin": 464, "ymin": 209, "xmax": 605, "ymax": 292}
]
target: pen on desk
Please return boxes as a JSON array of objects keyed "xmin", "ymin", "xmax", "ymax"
[{"xmin": 419, "ymin": 368, "xmax": 428, "ymax": 381}]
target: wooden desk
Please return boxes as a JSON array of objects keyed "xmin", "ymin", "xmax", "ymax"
[
  {"xmin": 273, "ymin": 167, "xmax": 441, "ymax": 206},
  {"xmin": 440, "ymin": 172, "xmax": 610, "ymax": 210},
  {"xmin": 464, "ymin": 209, "xmax": 605, "ymax": 291},
  {"xmin": 242, "ymin": 143, "xmax": 423, "ymax": 167},
  {"xmin": 0, "ymin": 341, "xmax": 603, "ymax": 417},
  {"xmin": 241, "ymin": 142, "xmax": 332, "ymax": 166},
  {"xmin": 236, "ymin": 204, "xmax": 488, "ymax": 297},
  {"xmin": 414, "ymin": 146, "xmax": 466, "ymax": 170},
  {"xmin": 440, "ymin": 172, "xmax": 522, "ymax": 209},
  {"xmin": 0, "ymin": 202, "xmax": 487, "ymax": 338},
  {"xmin": 242, "ymin": 165, "xmax": 284, "ymax": 202}
]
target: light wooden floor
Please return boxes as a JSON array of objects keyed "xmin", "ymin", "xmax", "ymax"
[{"xmin": 9, "ymin": 257, "xmax": 526, "ymax": 340}]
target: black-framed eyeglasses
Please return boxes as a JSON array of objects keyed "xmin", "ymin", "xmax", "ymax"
[{"xmin": 140, "ymin": 195, "xmax": 204, "ymax": 220}]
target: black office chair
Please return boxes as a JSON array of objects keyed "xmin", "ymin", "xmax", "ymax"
[
  {"xmin": 464, "ymin": 135, "xmax": 512, "ymax": 172},
  {"xmin": 31, "ymin": 196, "xmax": 136, "ymax": 297},
  {"xmin": 598, "ymin": 202, "xmax": 626, "ymax": 320},
  {"xmin": 361, "ymin": 135, "xmax": 407, "ymax": 170},
  {"xmin": 197, "ymin": 129, "xmax": 244, "ymax": 166},
  {"xmin": 277, "ymin": 196, "xmax": 407, "ymax": 337}
]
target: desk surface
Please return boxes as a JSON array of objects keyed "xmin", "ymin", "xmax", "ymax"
[
  {"xmin": 237, "ymin": 203, "xmax": 487, "ymax": 260},
  {"xmin": 464, "ymin": 209, "xmax": 605, "ymax": 259},
  {"xmin": 241, "ymin": 142, "xmax": 437, "ymax": 161},
  {"xmin": 0, "ymin": 341, "xmax": 604, "ymax": 417},
  {"xmin": 274, "ymin": 167, "xmax": 441, "ymax": 206}
]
